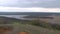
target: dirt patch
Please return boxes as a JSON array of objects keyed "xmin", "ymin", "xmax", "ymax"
[
  {"xmin": 18, "ymin": 32, "xmax": 29, "ymax": 34},
  {"xmin": 0, "ymin": 26, "xmax": 13, "ymax": 34}
]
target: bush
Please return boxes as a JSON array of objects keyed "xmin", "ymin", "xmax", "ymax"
[
  {"xmin": 51, "ymin": 24, "xmax": 60, "ymax": 30},
  {"xmin": 29, "ymin": 20, "xmax": 40, "ymax": 26}
]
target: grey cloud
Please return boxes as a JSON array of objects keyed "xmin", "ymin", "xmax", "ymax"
[{"xmin": 0, "ymin": 0, "xmax": 60, "ymax": 8}]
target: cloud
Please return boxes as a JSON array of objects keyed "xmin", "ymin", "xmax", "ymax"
[
  {"xmin": 0, "ymin": 0, "xmax": 60, "ymax": 8},
  {"xmin": 0, "ymin": 6, "xmax": 60, "ymax": 12},
  {"xmin": 27, "ymin": 0, "xmax": 60, "ymax": 8},
  {"xmin": 0, "ymin": 0, "xmax": 60, "ymax": 12}
]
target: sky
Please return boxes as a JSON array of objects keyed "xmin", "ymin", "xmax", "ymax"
[{"xmin": 0, "ymin": 0, "xmax": 60, "ymax": 12}]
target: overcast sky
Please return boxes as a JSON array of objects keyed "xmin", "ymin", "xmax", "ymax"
[{"xmin": 0, "ymin": 0, "xmax": 60, "ymax": 12}]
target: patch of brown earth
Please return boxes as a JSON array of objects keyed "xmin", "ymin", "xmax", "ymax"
[{"xmin": 0, "ymin": 26, "xmax": 13, "ymax": 34}]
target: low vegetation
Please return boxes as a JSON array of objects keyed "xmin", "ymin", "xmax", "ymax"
[
  {"xmin": 27, "ymin": 19, "xmax": 60, "ymax": 30},
  {"xmin": 0, "ymin": 17, "xmax": 60, "ymax": 31}
]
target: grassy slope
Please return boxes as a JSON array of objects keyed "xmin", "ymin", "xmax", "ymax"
[
  {"xmin": 13, "ymin": 24, "xmax": 60, "ymax": 34},
  {"xmin": 0, "ymin": 16, "xmax": 60, "ymax": 34}
]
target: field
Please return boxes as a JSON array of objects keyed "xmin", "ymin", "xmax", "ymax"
[{"xmin": 0, "ymin": 16, "xmax": 60, "ymax": 34}]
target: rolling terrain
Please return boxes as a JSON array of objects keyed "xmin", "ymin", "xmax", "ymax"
[{"xmin": 1, "ymin": 24, "xmax": 60, "ymax": 34}]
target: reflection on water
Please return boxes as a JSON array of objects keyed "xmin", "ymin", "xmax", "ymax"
[{"xmin": 0, "ymin": 15, "xmax": 28, "ymax": 19}]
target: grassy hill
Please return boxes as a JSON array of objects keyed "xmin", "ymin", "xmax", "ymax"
[
  {"xmin": 12, "ymin": 24, "xmax": 60, "ymax": 34},
  {"xmin": 0, "ymin": 23, "xmax": 60, "ymax": 34},
  {"xmin": 0, "ymin": 16, "xmax": 60, "ymax": 34}
]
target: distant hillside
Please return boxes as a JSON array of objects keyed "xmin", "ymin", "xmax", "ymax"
[
  {"xmin": 23, "ymin": 15, "xmax": 53, "ymax": 19},
  {"xmin": 0, "ymin": 16, "xmax": 24, "ymax": 24},
  {"xmin": 0, "ymin": 16, "xmax": 30, "ymax": 24},
  {"xmin": 0, "ymin": 12, "xmax": 60, "ymax": 18},
  {"xmin": 0, "ymin": 12, "xmax": 60, "ymax": 16}
]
